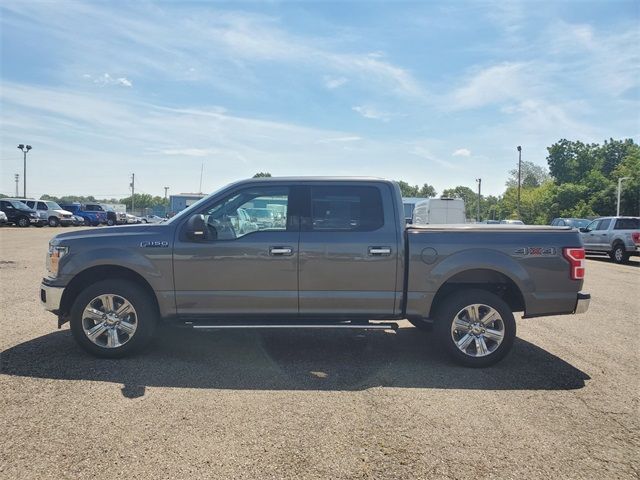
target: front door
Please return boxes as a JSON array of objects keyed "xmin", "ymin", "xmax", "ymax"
[
  {"xmin": 172, "ymin": 185, "xmax": 299, "ymax": 317},
  {"xmin": 298, "ymin": 184, "xmax": 399, "ymax": 317}
]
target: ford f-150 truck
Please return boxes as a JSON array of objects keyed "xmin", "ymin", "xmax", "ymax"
[{"xmin": 40, "ymin": 177, "xmax": 590, "ymax": 367}]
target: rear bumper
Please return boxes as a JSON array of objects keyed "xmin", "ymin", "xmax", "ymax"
[
  {"xmin": 575, "ymin": 292, "xmax": 590, "ymax": 314},
  {"xmin": 40, "ymin": 282, "xmax": 65, "ymax": 313}
]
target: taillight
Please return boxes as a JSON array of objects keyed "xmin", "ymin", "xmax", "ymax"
[
  {"xmin": 632, "ymin": 232, "xmax": 640, "ymax": 245},
  {"xmin": 563, "ymin": 247, "xmax": 585, "ymax": 280}
]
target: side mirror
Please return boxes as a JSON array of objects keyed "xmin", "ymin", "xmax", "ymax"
[
  {"xmin": 405, "ymin": 218, "xmax": 413, "ymax": 225},
  {"xmin": 579, "ymin": 227, "xmax": 588, "ymax": 233},
  {"xmin": 186, "ymin": 214, "xmax": 211, "ymax": 241}
]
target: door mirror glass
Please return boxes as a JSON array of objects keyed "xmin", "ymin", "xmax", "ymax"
[{"xmin": 579, "ymin": 227, "xmax": 588, "ymax": 233}]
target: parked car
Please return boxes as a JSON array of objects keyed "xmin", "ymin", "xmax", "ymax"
[
  {"xmin": 83, "ymin": 203, "xmax": 114, "ymax": 225},
  {"xmin": 0, "ymin": 210, "xmax": 7, "ymax": 226},
  {"xmin": 125, "ymin": 213, "xmax": 141, "ymax": 224},
  {"xmin": 59, "ymin": 204, "xmax": 107, "ymax": 226},
  {"xmin": 551, "ymin": 218, "xmax": 591, "ymax": 229},
  {"xmin": 22, "ymin": 199, "xmax": 74, "ymax": 227},
  {"xmin": 580, "ymin": 216, "xmax": 640, "ymax": 264},
  {"xmin": 140, "ymin": 215, "xmax": 164, "ymax": 224},
  {"xmin": 500, "ymin": 219, "xmax": 524, "ymax": 225},
  {"xmin": 40, "ymin": 177, "xmax": 589, "ymax": 367},
  {"xmin": 412, "ymin": 198, "xmax": 465, "ymax": 224},
  {"xmin": 0, "ymin": 199, "xmax": 44, "ymax": 227},
  {"xmin": 71, "ymin": 215, "xmax": 86, "ymax": 226}
]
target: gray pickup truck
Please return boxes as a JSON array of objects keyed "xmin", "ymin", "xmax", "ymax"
[
  {"xmin": 580, "ymin": 216, "xmax": 640, "ymax": 264},
  {"xmin": 40, "ymin": 177, "xmax": 590, "ymax": 367}
]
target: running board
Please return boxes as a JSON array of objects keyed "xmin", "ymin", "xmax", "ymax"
[{"xmin": 183, "ymin": 321, "xmax": 398, "ymax": 331}]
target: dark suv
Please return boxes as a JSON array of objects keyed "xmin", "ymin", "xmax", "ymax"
[{"xmin": 0, "ymin": 199, "xmax": 42, "ymax": 227}]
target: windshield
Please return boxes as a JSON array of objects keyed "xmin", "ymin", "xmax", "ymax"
[
  {"xmin": 45, "ymin": 201, "xmax": 62, "ymax": 210},
  {"xmin": 165, "ymin": 186, "xmax": 229, "ymax": 224},
  {"xmin": 572, "ymin": 219, "xmax": 590, "ymax": 228}
]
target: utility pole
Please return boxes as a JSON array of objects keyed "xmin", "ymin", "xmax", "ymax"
[
  {"xmin": 130, "ymin": 173, "xmax": 135, "ymax": 214},
  {"xmin": 164, "ymin": 186, "xmax": 169, "ymax": 201},
  {"xmin": 517, "ymin": 146, "xmax": 522, "ymax": 217},
  {"xmin": 17, "ymin": 144, "xmax": 32, "ymax": 198},
  {"xmin": 617, "ymin": 176, "xmax": 630, "ymax": 216},
  {"xmin": 199, "ymin": 161, "xmax": 204, "ymax": 194},
  {"xmin": 14, "ymin": 174, "xmax": 19, "ymax": 197},
  {"xmin": 476, "ymin": 178, "xmax": 482, "ymax": 222}
]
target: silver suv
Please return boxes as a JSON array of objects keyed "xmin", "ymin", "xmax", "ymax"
[{"xmin": 22, "ymin": 199, "xmax": 74, "ymax": 227}]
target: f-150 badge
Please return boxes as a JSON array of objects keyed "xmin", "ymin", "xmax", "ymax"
[{"xmin": 140, "ymin": 240, "xmax": 169, "ymax": 248}]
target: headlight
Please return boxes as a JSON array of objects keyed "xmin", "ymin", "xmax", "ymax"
[
  {"xmin": 46, "ymin": 244, "xmax": 69, "ymax": 277},
  {"xmin": 30, "ymin": 212, "xmax": 37, "ymax": 218}
]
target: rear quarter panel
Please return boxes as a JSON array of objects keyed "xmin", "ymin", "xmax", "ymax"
[{"xmin": 406, "ymin": 228, "xmax": 584, "ymax": 318}]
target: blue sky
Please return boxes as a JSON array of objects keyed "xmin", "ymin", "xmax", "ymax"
[{"xmin": 1, "ymin": 0, "xmax": 638, "ymax": 198}]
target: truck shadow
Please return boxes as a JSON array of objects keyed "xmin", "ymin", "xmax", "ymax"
[{"xmin": 0, "ymin": 327, "xmax": 590, "ymax": 392}]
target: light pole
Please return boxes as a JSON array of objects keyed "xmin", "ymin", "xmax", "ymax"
[
  {"xmin": 517, "ymin": 146, "xmax": 522, "ymax": 216},
  {"xmin": 164, "ymin": 186, "xmax": 169, "ymax": 201},
  {"xmin": 17, "ymin": 144, "xmax": 32, "ymax": 198},
  {"xmin": 617, "ymin": 176, "xmax": 631, "ymax": 216},
  {"xmin": 476, "ymin": 178, "xmax": 482, "ymax": 222},
  {"xmin": 130, "ymin": 173, "xmax": 135, "ymax": 214},
  {"xmin": 14, "ymin": 174, "xmax": 19, "ymax": 197}
]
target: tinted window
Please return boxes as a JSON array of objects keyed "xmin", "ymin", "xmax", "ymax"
[
  {"xmin": 310, "ymin": 186, "xmax": 383, "ymax": 232},
  {"xmin": 201, "ymin": 186, "xmax": 289, "ymax": 240},
  {"xmin": 37, "ymin": 202, "xmax": 47, "ymax": 210},
  {"xmin": 614, "ymin": 218, "xmax": 640, "ymax": 230},
  {"xmin": 596, "ymin": 219, "xmax": 611, "ymax": 230},
  {"xmin": 25, "ymin": 201, "xmax": 35, "ymax": 208}
]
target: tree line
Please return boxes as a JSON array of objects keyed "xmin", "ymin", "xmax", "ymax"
[{"xmin": 396, "ymin": 138, "xmax": 639, "ymax": 224}]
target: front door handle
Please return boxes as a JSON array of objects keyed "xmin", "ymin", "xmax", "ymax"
[
  {"xmin": 269, "ymin": 246, "xmax": 293, "ymax": 256},
  {"xmin": 368, "ymin": 246, "xmax": 392, "ymax": 256}
]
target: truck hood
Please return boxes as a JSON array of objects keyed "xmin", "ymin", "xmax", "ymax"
[{"xmin": 51, "ymin": 224, "xmax": 170, "ymax": 243}]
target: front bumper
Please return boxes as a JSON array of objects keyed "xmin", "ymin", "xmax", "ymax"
[
  {"xmin": 40, "ymin": 282, "xmax": 64, "ymax": 312},
  {"xmin": 59, "ymin": 218, "xmax": 74, "ymax": 226},
  {"xmin": 575, "ymin": 292, "xmax": 590, "ymax": 314}
]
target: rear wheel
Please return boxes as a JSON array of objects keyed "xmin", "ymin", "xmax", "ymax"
[
  {"xmin": 70, "ymin": 279, "xmax": 157, "ymax": 358},
  {"xmin": 610, "ymin": 244, "xmax": 629, "ymax": 264},
  {"xmin": 434, "ymin": 289, "xmax": 516, "ymax": 367},
  {"xmin": 48, "ymin": 216, "xmax": 60, "ymax": 227}
]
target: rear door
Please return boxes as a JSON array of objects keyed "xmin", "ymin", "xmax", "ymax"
[{"xmin": 297, "ymin": 183, "xmax": 399, "ymax": 317}]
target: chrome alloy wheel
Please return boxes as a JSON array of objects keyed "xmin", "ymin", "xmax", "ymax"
[
  {"xmin": 450, "ymin": 304, "xmax": 505, "ymax": 358},
  {"xmin": 81, "ymin": 294, "xmax": 138, "ymax": 348}
]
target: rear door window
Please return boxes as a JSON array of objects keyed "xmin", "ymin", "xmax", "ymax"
[
  {"xmin": 614, "ymin": 218, "xmax": 640, "ymax": 229},
  {"xmin": 310, "ymin": 186, "xmax": 384, "ymax": 232}
]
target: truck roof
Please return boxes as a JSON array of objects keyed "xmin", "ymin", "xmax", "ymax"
[
  {"xmin": 241, "ymin": 176, "xmax": 388, "ymax": 182},
  {"xmin": 409, "ymin": 224, "xmax": 572, "ymax": 231}
]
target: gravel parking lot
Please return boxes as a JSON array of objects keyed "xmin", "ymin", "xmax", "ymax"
[{"xmin": 1, "ymin": 227, "xmax": 638, "ymax": 479}]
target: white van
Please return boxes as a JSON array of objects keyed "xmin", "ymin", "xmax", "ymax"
[{"xmin": 412, "ymin": 198, "xmax": 466, "ymax": 225}]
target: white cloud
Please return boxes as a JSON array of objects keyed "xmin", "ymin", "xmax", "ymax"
[
  {"xmin": 323, "ymin": 76, "xmax": 348, "ymax": 89},
  {"xmin": 352, "ymin": 105, "xmax": 393, "ymax": 121},
  {"xmin": 452, "ymin": 148, "xmax": 471, "ymax": 157},
  {"xmin": 450, "ymin": 62, "xmax": 532, "ymax": 110},
  {"xmin": 83, "ymin": 73, "xmax": 133, "ymax": 88},
  {"xmin": 316, "ymin": 136, "xmax": 362, "ymax": 143}
]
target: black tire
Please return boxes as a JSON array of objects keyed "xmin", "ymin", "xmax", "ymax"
[
  {"xmin": 17, "ymin": 216, "xmax": 30, "ymax": 228},
  {"xmin": 107, "ymin": 218, "xmax": 115, "ymax": 226},
  {"xmin": 48, "ymin": 216, "xmax": 60, "ymax": 227},
  {"xmin": 609, "ymin": 244, "xmax": 630, "ymax": 264},
  {"xmin": 407, "ymin": 317, "xmax": 434, "ymax": 331},
  {"xmin": 434, "ymin": 289, "xmax": 516, "ymax": 367},
  {"xmin": 70, "ymin": 279, "xmax": 158, "ymax": 358}
]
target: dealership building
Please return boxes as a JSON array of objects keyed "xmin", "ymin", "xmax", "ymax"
[{"xmin": 169, "ymin": 193, "xmax": 207, "ymax": 214}]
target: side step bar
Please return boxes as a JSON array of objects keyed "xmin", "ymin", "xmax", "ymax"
[{"xmin": 183, "ymin": 322, "xmax": 398, "ymax": 331}]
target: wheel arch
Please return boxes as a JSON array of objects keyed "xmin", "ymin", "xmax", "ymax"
[
  {"xmin": 60, "ymin": 265, "xmax": 160, "ymax": 318},
  {"xmin": 428, "ymin": 268, "xmax": 526, "ymax": 318}
]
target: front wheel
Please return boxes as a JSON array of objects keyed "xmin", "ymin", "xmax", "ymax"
[
  {"xmin": 610, "ymin": 244, "xmax": 630, "ymax": 264},
  {"xmin": 434, "ymin": 289, "xmax": 516, "ymax": 367},
  {"xmin": 48, "ymin": 217, "xmax": 60, "ymax": 227},
  {"xmin": 17, "ymin": 216, "xmax": 30, "ymax": 228},
  {"xmin": 70, "ymin": 279, "xmax": 157, "ymax": 358}
]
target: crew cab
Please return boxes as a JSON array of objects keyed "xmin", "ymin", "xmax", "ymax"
[
  {"xmin": 40, "ymin": 178, "xmax": 590, "ymax": 367},
  {"xmin": 580, "ymin": 216, "xmax": 640, "ymax": 264}
]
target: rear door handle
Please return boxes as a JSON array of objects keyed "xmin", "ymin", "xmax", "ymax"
[
  {"xmin": 269, "ymin": 246, "xmax": 293, "ymax": 256},
  {"xmin": 368, "ymin": 246, "xmax": 392, "ymax": 256}
]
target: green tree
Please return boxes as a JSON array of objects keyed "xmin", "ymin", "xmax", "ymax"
[
  {"xmin": 253, "ymin": 172, "xmax": 272, "ymax": 178},
  {"xmin": 506, "ymin": 161, "xmax": 550, "ymax": 189},
  {"xmin": 396, "ymin": 180, "xmax": 436, "ymax": 198},
  {"xmin": 546, "ymin": 139, "xmax": 600, "ymax": 185}
]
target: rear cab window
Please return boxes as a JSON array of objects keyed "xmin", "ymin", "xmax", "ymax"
[
  {"xmin": 309, "ymin": 186, "xmax": 384, "ymax": 232},
  {"xmin": 614, "ymin": 218, "xmax": 640, "ymax": 230}
]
